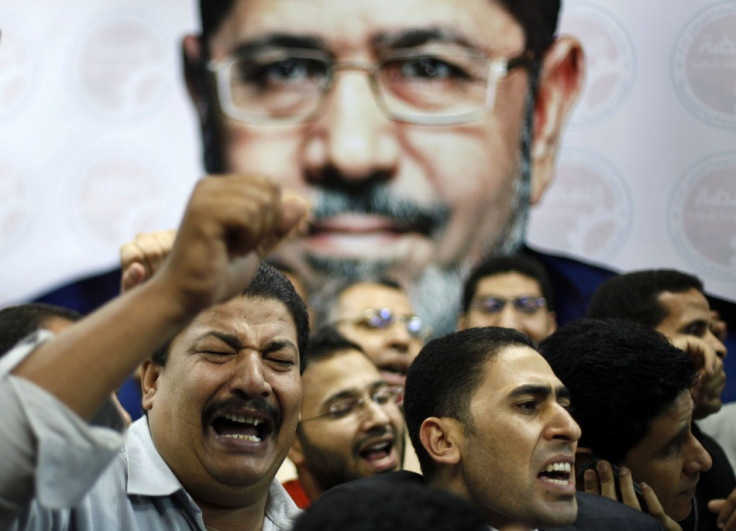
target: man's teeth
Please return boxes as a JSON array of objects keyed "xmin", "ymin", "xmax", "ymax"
[
  {"xmin": 222, "ymin": 433, "xmax": 262, "ymax": 442},
  {"xmin": 219, "ymin": 414, "xmax": 264, "ymax": 442},
  {"xmin": 224, "ymin": 414, "xmax": 264, "ymax": 426},
  {"xmin": 544, "ymin": 462, "xmax": 571, "ymax": 473},
  {"xmin": 366, "ymin": 441, "xmax": 390, "ymax": 451},
  {"xmin": 542, "ymin": 462, "xmax": 572, "ymax": 485}
]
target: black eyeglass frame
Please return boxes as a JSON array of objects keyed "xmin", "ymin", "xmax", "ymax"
[{"xmin": 300, "ymin": 384, "xmax": 403, "ymax": 423}]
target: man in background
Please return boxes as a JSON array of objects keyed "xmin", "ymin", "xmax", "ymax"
[
  {"xmin": 458, "ymin": 253, "xmax": 557, "ymax": 343},
  {"xmin": 0, "ymin": 302, "xmax": 130, "ymax": 430},
  {"xmin": 587, "ymin": 269, "xmax": 734, "ymax": 530},
  {"xmin": 322, "ymin": 278, "xmax": 429, "ymax": 388},
  {"xmin": 285, "ymin": 326, "xmax": 404, "ymax": 507},
  {"xmin": 540, "ymin": 319, "xmax": 713, "ymax": 529}
]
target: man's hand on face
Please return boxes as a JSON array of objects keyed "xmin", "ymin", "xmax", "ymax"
[
  {"xmin": 584, "ymin": 460, "xmax": 682, "ymax": 531},
  {"xmin": 670, "ymin": 335, "xmax": 726, "ymax": 418},
  {"xmin": 141, "ymin": 175, "xmax": 309, "ymax": 318}
]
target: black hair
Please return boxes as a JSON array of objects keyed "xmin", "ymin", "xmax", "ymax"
[
  {"xmin": 403, "ymin": 327, "xmax": 536, "ymax": 477},
  {"xmin": 0, "ymin": 302, "xmax": 82, "ymax": 356},
  {"xmin": 539, "ymin": 319, "xmax": 697, "ymax": 464},
  {"xmin": 303, "ymin": 324, "xmax": 366, "ymax": 370},
  {"xmin": 151, "ymin": 262, "xmax": 310, "ymax": 372},
  {"xmin": 587, "ymin": 269, "xmax": 704, "ymax": 329},
  {"xmin": 293, "ymin": 477, "xmax": 488, "ymax": 531},
  {"xmin": 461, "ymin": 253, "xmax": 555, "ymax": 313},
  {"xmin": 0, "ymin": 302, "xmax": 128, "ymax": 430},
  {"xmin": 199, "ymin": 1, "xmax": 560, "ymax": 58}
]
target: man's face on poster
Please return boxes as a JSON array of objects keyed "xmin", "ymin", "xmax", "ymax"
[{"xmin": 186, "ymin": 0, "xmax": 582, "ymax": 330}]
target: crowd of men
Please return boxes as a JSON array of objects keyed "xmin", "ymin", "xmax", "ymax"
[{"xmin": 2, "ymin": 0, "xmax": 736, "ymax": 530}]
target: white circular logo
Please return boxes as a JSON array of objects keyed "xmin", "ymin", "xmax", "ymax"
[
  {"xmin": 0, "ymin": 18, "xmax": 38, "ymax": 119},
  {"xmin": 70, "ymin": 12, "xmax": 169, "ymax": 122},
  {"xmin": 72, "ymin": 152, "xmax": 167, "ymax": 248},
  {"xmin": 0, "ymin": 156, "xmax": 33, "ymax": 252},
  {"xmin": 672, "ymin": 2, "xmax": 736, "ymax": 129},
  {"xmin": 668, "ymin": 151, "xmax": 736, "ymax": 281},
  {"xmin": 528, "ymin": 148, "xmax": 632, "ymax": 261},
  {"xmin": 560, "ymin": 2, "xmax": 636, "ymax": 127}
]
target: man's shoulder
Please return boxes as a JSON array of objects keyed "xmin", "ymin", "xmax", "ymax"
[
  {"xmin": 324, "ymin": 470, "xmax": 425, "ymax": 496},
  {"xmin": 546, "ymin": 492, "xmax": 664, "ymax": 530}
]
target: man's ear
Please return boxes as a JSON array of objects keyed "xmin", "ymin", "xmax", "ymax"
[
  {"xmin": 288, "ymin": 429, "xmax": 306, "ymax": 466},
  {"xmin": 456, "ymin": 313, "xmax": 467, "ymax": 331},
  {"xmin": 530, "ymin": 36, "xmax": 585, "ymax": 205},
  {"xmin": 182, "ymin": 34, "xmax": 208, "ymax": 124},
  {"xmin": 419, "ymin": 417, "xmax": 462, "ymax": 466},
  {"xmin": 140, "ymin": 360, "xmax": 162, "ymax": 412}
]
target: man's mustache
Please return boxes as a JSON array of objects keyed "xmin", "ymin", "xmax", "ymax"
[{"xmin": 310, "ymin": 181, "xmax": 450, "ymax": 235}]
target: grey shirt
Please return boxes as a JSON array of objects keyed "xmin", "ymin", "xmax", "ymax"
[{"xmin": 0, "ymin": 331, "xmax": 124, "ymax": 526}]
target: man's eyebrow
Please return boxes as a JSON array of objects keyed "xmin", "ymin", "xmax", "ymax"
[
  {"xmin": 324, "ymin": 388, "xmax": 361, "ymax": 404},
  {"xmin": 228, "ymin": 33, "xmax": 326, "ymax": 56},
  {"xmin": 200, "ymin": 331, "xmax": 241, "ymax": 350},
  {"xmin": 369, "ymin": 379, "xmax": 390, "ymax": 392},
  {"xmin": 263, "ymin": 339, "xmax": 298, "ymax": 354},
  {"xmin": 197, "ymin": 334, "xmax": 296, "ymax": 355},
  {"xmin": 508, "ymin": 384, "xmax": 571, "ymax": 401},
  {"xmin": 324, "ymin": 380, "xmax": 385, "ymax": 405},
  {"xmin": 509, "ymin": 384, "xmax": 552, "ymax": 399},
  {"xmin": 556, "ymin": 386, "xmax": 572, "ymax": 401},
  {"xmin": 372, "ymin": 27, "xmax": 479, "ymax": 51}
]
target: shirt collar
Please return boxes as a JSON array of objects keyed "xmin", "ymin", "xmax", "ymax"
[{"xmin": 125, "ymin": 416, "xmax": 186, "ymax": 497}]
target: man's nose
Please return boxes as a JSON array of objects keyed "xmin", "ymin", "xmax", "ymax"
[
  {"xmin": 547, "ymin": 405, "xmax": 582, "ymax": 443},
  {"xmin": 304, "ymin": 71, "xmax": 399, "ymax": 183},
  {"xmin": 685, "ymin": 433, "xmax": 713, "ymax": 474},
  {"xmin": 497, "ymin": 305, "xmax": 524, "ymax": 331},
  {"xmin": 706, "ymin": 330, "xmax": 727, "ymax": 360},
  {"xmin": 229, "ymin": 351, "xmax": 272, "ymax": 397},
  {"xmin": 360, "ymin": 396, "xmax": 393, "ymax": 429}
]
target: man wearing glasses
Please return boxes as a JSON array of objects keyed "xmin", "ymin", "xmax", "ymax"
[
  {"xmin": 177, "ymin": 0, "xmax": 584, "ymax": 340},
  {"xmin": 458, "ymin": 253, "xmax": 557, "ymax": 343},
  {"xmin": 285, "ymin": 326, "xmax": 405, "ymax": 508},
  {"xmin": 39, "ymin": 1, "xmax": 592, "ymax": 341},
  {"xmin": 322, "ymin": 278, "xmax": 431, "ymax": 388}
]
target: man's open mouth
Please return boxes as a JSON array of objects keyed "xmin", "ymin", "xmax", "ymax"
[
  {"xmin": 357, "ymin": 435, "xmax": 398, "ymax": 471},
  {"xmin": 209, "ymin": 410, "xmax": 275, "ymax": 445},
  {"xmin": 379, "ymin": 362, "xmax": 408, "ymax": 377},
  {"xmin": 538, "ymin": 461, "xmax": 573, "ymax": 487},
  {"xmin": 379, "ymin": 365, "xmax": 408, "ymax": 388}
]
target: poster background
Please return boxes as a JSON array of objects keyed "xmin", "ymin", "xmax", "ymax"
[{"xmin": 0, "ymin": 0, "xmax": 734, "ymax": 308}]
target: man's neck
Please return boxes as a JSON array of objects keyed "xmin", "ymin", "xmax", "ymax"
[
  {"xmin": 294, "ymin": 468, "xmax": 323, "ymax": 503},
  {"xmin": 427, "ymin": 474, "xmax": 535, "ymax": 531},
  {"xmin": 196, "ymin": 493, "xmax": 269, "ymax": 531}
]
